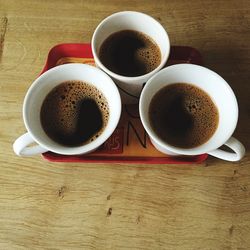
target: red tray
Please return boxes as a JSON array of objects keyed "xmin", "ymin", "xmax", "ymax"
[{"xmin": 42, "ymin": 43, "xmax": 208, "ymax": 164}]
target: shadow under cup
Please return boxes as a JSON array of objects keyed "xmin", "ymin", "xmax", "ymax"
[
  {"xmin": 139, "ymin": 64, "xmax": 239, "ymax": 156},
  {"xmin": 91, "ymin": 11, "xmax": 170, "ymax": 103}
]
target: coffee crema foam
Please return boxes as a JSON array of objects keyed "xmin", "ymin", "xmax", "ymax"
[
  {"xmin": 149, "ymin": 83, "xmax": 219, "ymax": 148},
  {"xmin": 40, "ymin": 80, "xmax": 109, "ymax": 146},
  {"xmin": 99, "ymin": 30, "xmax": 161, "ymax": 77}
]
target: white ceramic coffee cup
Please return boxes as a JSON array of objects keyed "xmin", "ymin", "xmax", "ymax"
[
  {"xmin": 13, "ymin": 63, "xmax": 121, "ymax": 156},
  {"xmin": 91, "ymin": 11, "xmax": 170, "ymax": 104},
  {"xmin": 139, "ymin": 64, "xmax": 245, "ymax": 162}
]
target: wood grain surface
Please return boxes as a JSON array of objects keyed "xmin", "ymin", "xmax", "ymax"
[{"xmin": 0, "ymin": 0, "xmax": 250, "ymax": 249}]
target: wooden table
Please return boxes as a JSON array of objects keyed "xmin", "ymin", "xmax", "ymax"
[{"xmin": 1, "ymin": 0, "xmax": 249, "ymax": 249}]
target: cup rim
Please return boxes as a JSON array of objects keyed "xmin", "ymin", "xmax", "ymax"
[
  {"xmin": 23, "ymin": 63, "xmax": 122, "ymax": 155},
  {"xmin": 139, "ymin": 64, "xmax": 239, "ymax": 155},
  {"xmin": 91, "ymin": 11, "xmax": 170, "ymax": 82}
]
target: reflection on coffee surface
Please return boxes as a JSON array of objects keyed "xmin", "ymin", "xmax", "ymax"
[
  {"xmin": 40, "ymin": 81, "xmax": 109, "ymax": 146},
  {"xmin": 149, "ymin": 83, "xmax": 219, "ymax": 148},
  {"xmin": 99, "ymin": 30, "xmax": 161, "ymax": 77}
]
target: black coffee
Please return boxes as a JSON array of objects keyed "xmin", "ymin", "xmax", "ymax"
[
  {"xmin": 149, "ymin": 83, "xmax": 219, "ymax": 148},
  {"xmin": 99, "ymin": 30, "xmax": 161, "ymax": 77},
  {"xmin": 40, "ymin": 81, "xmax": 109, "ymax": 146}
]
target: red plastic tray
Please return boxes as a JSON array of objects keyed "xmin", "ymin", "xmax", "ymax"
[{"xmin": 42, "ymin": 43, "xmax": 207, "ymax": 164}]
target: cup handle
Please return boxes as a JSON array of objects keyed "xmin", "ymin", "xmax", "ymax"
[
  {"xmin": 13, "ymin": 132, "xmax": 47, "ymax": 156},
  {"xmin": 208, "ymin": 136, "xmax": 245, "ymax": 162}
]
